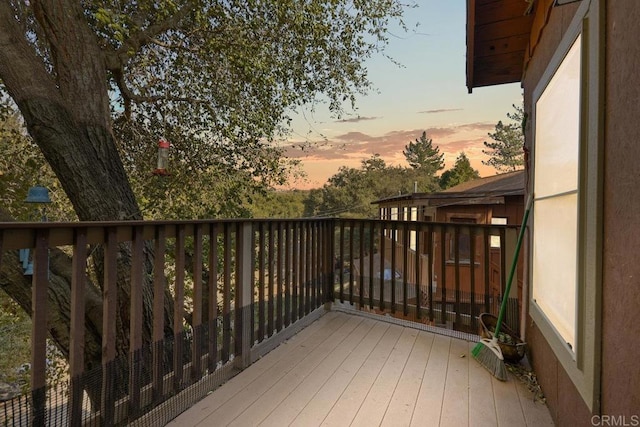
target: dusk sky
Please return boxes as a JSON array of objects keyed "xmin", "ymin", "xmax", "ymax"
[{"xmin": 280, "ymin": 1, "xmax": 523, "ymax": 190}]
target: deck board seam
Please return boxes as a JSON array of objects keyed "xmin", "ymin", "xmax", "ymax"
[
  {"xmin": 229, "ymin": 316, "xmax": 365, "ymax": 426},
  {"xmin": 348, "ymin": 325, "xmax": 405, "ymax": 426},
  {"xmin": 257, "ymin": 317, "xmax": 373, "ymax": 425},
  {"xmin": 289, "ymin": 318, "xmax": 378, "ymax": 426},
  {"xmin": 317, "ymin": 322, "xmax": 391, "ymax": 426}
]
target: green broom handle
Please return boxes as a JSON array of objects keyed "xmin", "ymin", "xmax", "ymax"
[{"xmin": 494, "ymin": 194, "xmax": 533, "ymax": 337}]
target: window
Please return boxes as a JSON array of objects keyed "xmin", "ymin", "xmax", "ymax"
[
  {"xmin": 490, "ymin": 217, "xmax": 507, "ymax": 248},
  {"xmin": 532, "ymin": 34, "xmax": 581, "ymax": 351},
  {"xmin": 409, "ymin": 207, "xmax": 418, "ymax": 250},
  {"xmin": 528, "ymin": 0, "xmax": 603, "ymax": 412},
  {"xmin": 448, "ymin": 217, "xmax": 476, "ymax": 262}
]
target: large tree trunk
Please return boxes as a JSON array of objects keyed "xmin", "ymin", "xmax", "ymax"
[
  {"xmin": 0, "ymin": 1, "xmax": 140, "ymax": 222},
  {"xmin": 0, "ymin": 1, "xmax": 176, "ymax": 405}
]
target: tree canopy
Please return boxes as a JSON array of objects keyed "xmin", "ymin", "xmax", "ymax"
[
  {"xmin": 482, "ymin": 104, "xmax": 525, "ymax": 173},
  {"xmin": 309, "ymin": 153, "xmax": 440, "ymax": 218},
  {"xmin": 0, "ymin": 0, "xmax": 409, "ymax": 222},
  {"xmin": 439, "ymin": 152, "xmax": 480, "ymax": 189},
  {"xmin": 0, "ymin": 0, "xmax": 411, "ymax": 394}
]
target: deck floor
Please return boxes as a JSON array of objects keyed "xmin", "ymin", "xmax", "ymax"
[{"xmin": 170, "ymin": 311, "xmax": 553, "ymax": 426}]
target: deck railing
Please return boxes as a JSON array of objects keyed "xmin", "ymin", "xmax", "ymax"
[{"xmin": 0, "ymin": 218, "xmax": 520, "ymax": 426}]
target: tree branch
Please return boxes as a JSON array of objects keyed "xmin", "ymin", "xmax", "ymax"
[
  {"xmin": 105, "ymin": 5, "xmax": 193, "ymax": 73},
  {"xmin": 0, "ymin": 2, "xmax": 60, "ymax": 106}
]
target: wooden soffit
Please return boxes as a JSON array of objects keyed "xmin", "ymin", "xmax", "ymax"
[{"xmin": 466, "ymin": 0, "xmax": 535, "ymax": 92}]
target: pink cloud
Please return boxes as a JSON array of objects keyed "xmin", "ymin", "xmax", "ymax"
[
  {"xmin": 418, "ymin": 108, "xmax": 463, "ymax": 114},
  {"xmin": 334, "ymin": 116, "xmax": 381, "ymax": 123},
  {"xmin": 282, "ymin": 121, "xmax": 499, "ymax": 188}
]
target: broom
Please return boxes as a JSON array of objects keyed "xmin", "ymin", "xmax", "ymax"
[{"xmin": 472, "ymin": 194, "xmax": 533, "ymax": 381}]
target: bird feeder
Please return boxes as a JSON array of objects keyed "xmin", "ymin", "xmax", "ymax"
[
  {"xmin": 152, "ymin": 138, "xmax": 170, "ymax": 176},
  {"xmin": 25, "ymin": 185, "xmax": 52, "ymax": 204},
  {"xmin": 22, "ymin": 185, "xmax": 52, "ymax": 275}
]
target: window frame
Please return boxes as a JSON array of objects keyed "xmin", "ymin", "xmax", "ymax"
[{"xmin": 528, "ymin": 0, "xmax": 603, "ymax": 413}]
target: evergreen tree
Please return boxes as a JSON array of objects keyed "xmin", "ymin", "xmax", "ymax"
[
  {"xmin": 439, "ymin": 152, "xmax": 480, "ymax": 189},
  {"xmin": 403, "ymin": 131, "xmax": 445, "ymax": 176},
  {"xmin": 482, "ymin": 104, "xmax": 525, "ymax": 172}
]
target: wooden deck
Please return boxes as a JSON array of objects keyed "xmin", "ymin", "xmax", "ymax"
[{"xmin": 170, "ymin": 311, "xmax": 553, "ymax": 427}]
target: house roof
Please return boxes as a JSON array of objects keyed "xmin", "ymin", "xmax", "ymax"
[
  {"xmin": 372, "ymin": 170, "xmax": 525, "ymax": 206},
  {"xmin": 442, "ymin": 169, "xmax": 524, "ymax": 193},
  {"xmin": 466, "ymin": 0, "xmax": 534, "ymax": 92},
  {"xmin": 466, "ymin": 0, "xmax": 560, "ymax": 93}
]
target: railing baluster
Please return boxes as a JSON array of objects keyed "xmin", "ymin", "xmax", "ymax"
[
  {"xmin": 173, "ymin": 224, "xmax": 186, "ymax": 392},
  {"xmin": 403, "ymin": 222, "xmax": 409, "ymax": 316},
  {"xmin": 339, "ymin": 221, "xmax": 344, "ymax": 303},
  {"xmin": 129, "ymin": 226, "xmax": 144, "ymax": 419},
  {"xmin": 305, "ymin": 222, "xmax": 312, "ymax": 314},
  {"xmin": 267, "ymin": 222, "xmax": 275, "ymax": 337},
  {"xmin": 277, "ymin": 222, "xmax": 284, "ymax": 331},
  {"xmin": 153, "ymin": 225, "xmax": 166, "ymax": 403},
  {"xmin": 427, "ymin": 224, "xmax": 434, "ymax": 322},
  {"xmin": 324, "ymin": 221, "xmax": 332, "ymax": 305},
  {"xmin": 470, "ymin": 226, "xmax": 477, "ymax": 330},
  {"xmin": 284, "ymin": 222, "xmax": 291, "ymax": 326},
  {"xmin": 192, "ymin": 224, "xmax": 204, "ymax": 381},
  {"xmin": 500, "ymin": 227, "xmax": 507, "ymax": 298},
  {"xmin": 440, "ymin": 226, "xmax": 447, "ymax": 326},
  {"xmin": 222, "ymin": 223, "xmax": 232, "ymax": 363},
  {"xmin": 358, "ymin": 221, "xmax": 365, "ymax": 308},
  {"xmin": 484, "ymin": 227, "xmax": 491, "ymax": 314},
  {"xmin": 207, "ymin": 225, "xmax": 219, "ymax": 373},
  {"xmin": 235, "ymin": 222, "xmax": 253, "ymax": 369},
  {"xmin": 258, "ymin": 222, "xmax": 265, "ymax": 342},
  {"xmin": 69, "ymin": 228, "xmax": 87, "ymax": 425},
  {"xmin": 349, "ymin": 221, "xmax": 354, "ymax": 305},
  {"xmin": 293, "ymin": 222, "xmax": 300, "ymax": 322},
  {"xmin": 101, "ymin": 227, "xmax": 118, "ymax": 425},
  {"xmin": 454, "ymin": 225, "xmax": 461, "ymax": 329},
  {"xmin": 30, "ymin": 228, "xmax": 48, "ymax": 426},
  {"xmin": 314, "ymin": 222, "xmax": 320, "ymax": 308},
  {"xmin": 415, "ymin": 223, "xmax": 421, "ymax": 321},
  {"xmin": 379, "ymin": 221, "xmax": 386, "ymax": 312},
  {"xmin": 391, "ymin": 221, "xmax": 397, "ymax": 313},
  {"xmin": 369, "ymin": 221, "xmax": 375, "ymax": 310}
]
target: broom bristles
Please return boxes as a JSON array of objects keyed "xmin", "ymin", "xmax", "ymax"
[{"xmin": 472, "ymin": 338, "xmax": 507, "ymax": 381}]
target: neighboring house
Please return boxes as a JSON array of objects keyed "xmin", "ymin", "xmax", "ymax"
[
  {"xmin": 372, "ymin": 171, "xmax": 525, "ymax": 330},
  {"xmin": 466, "ymin": 0, "xmax": 640, "ymax": 424}
]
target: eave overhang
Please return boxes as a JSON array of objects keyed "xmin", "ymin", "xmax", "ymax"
[{"xmin": 466, "ymin": 0, "xmax": 535, "ymax": 93}]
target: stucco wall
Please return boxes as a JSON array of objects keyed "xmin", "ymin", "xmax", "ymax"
[{"xmin": 602, "ymin": 0, "xmax": 640, "ymax": 417}]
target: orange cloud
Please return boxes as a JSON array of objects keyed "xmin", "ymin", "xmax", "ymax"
[{"xmin": 281, "ymin": 121, "xmax": 499, "ymax": 189}]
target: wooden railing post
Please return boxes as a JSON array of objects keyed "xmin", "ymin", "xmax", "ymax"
[{"xmin": 235, "ymin": 222, "xmax": 254, "ymax": 370}]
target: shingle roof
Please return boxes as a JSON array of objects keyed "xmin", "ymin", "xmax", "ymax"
[
  {"xmin": 372, "ymin": 170, "xmax": 525, "ymax": 205},
  {"xmin": 442, "ymin": 170, "xmax": 524, "ymax": 194}
]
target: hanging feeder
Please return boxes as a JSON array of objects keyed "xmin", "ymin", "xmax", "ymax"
[
  {"xmin": 22, "ymin": 185, "xmax": 52, "ymax": 275},
  {"xmin": 152, "ymin": 138, "xmax": 171, "ymax": 176}
]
